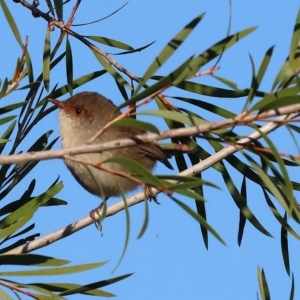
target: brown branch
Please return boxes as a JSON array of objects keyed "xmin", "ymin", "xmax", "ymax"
[
  {"xmin": 0, "ymin": 102, "xmax": 299, "ymax": 166},
  {"xmin": 0, "ymin": 280, "xmax": 40, "ymax": 299}
]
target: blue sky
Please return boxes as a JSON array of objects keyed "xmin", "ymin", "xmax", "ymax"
[{"xmin": 1, "ymin": 0, "xmax": 300, "ymax": 299}]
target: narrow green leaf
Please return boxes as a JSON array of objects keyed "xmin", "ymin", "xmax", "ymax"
[
  {"xmin": 281, "ymin": 213, "xmax": 290, "ymax": 276},
  {"xmin": 0, "ymin": 288, "xmax": 13, "ymax": 300},
  {"xmin": 172, "ymin": 96, "xmax": 236, "ymax": 118},
  {"xmin": 53, "ymin": 0, "xmax": 63, "ymax": 20},
  {"xmin": 0, "ymin": 116, "xmax": 16, "ymax": 125},
  {"xmin": 92, "ymin": 51, "xmax": 131, "ymax": 89},
  {"xmin": 243, "ymin": 53, "xmax": 257, "ymax": 109},
  {"xmin": 237, "ymin": 177, "xmax": 247, "ymax": 246},
  {"xmin": 170, "ymin": 196, "xmax": 226, "ymax": 245},
  {"xmin": 104, "ymin": 157, "xmax": 168, "ymax": 188},
  {"xmin": 29, "ymin": 282, "xmax": 115, "ymax": 297},
  {"xmin": 0, "ymin": 78, "xmax": 9, "ymax": 99},
  {"xmin": 212, "ymin": 75, "xmax": 239, "ymax": 90},
  {"xmin": 194, "ymin": 186, "xmax": 208, "ymax": 249},
  {"xmin": 0, "ymin": 102, "xmax": 27, "ymax": 115},
  {"xmin": 0, "ymin": 120, "xmax": 16, "ymax": 154},
  {"xmin": 135, "ymin": 13, "xmax": 205, "ymax": 94},
  {"xmin": 86, "ymin": 36, "xmax": 133, "ymax": 50},
  {"xmin": 112, "ymin": 187, "xmax": 130, "ymax": 273},
  {"xmin": 244, "ymin": 153, "xmax": 290, "ymax": 213},
  {"xmin": 0, "ymin": 261, "xmax": 107, "ymax": 276},
  {"xmin": 255, "ymin": 128, "xmax": 294, "ymax": 213},
  {"xmin": 43, "ymin": 28, "xmax": 51, "ymax": 92},
  {"xmin": 289, "ymin": 273, "xmax": 295, "ymax": 300},
  {"xmin": 0, "ymin": 254, "xmax": 69, "ymax": 267},
  {"xmin": 262, "ymin": 189, "xmax": 300, "ymax": 240},
  {"xmin": 137, "ymin": 110, "xmax": 207, "ymax": 126},
  {"xmin": 250, "ymin": 95, "xmax": 300, "ymax": 113},
  {"xmin": 289, "ymin": 8, "xmax": 300, "ymax": 64},
  {"xmin": 172, "ymin": 81, "xmax": 249, "ymax": 98},
  {"xmin": 59, "ymin": 273, "xmax": 133, "ymax": 296},
  {"xmin": 73, "ymin": 2, "xmax": 128, "ymax": 26},
  {"xmin": 257, "ymin": 267, "xmax": 271, "ymax": 300},
  {"xmin": 0, "ymin": 0, "xmax": 22, "ymax": 46},
  {"xmin": 117, "ymin": 55, "xmax": 194, "ymax": 110},
  {"xmin": 190, "ymin": 27, "xmax": 257, "ymax": 74},
  {"xmin": 221, "ymin": 161, "xmax": 272, "ymax": 237},
  {"xmin": 112, "ymin": 118, "xmax": 159, "ymax": 134},
  {"xmin": 137, "ymin": 194, "xmax": 149, "ymax": 239},
  {"xmin": 113, "ymin": 41, "xmax": 155, "ymax": 56},
  {"xmin": 66, "ymin": 37, "xmax": 73, "ymax": 95}
]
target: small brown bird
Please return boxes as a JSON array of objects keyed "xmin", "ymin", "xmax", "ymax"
[{"xmin": 49, "ymin": 92, "xmax": 172, "ymax": 212}]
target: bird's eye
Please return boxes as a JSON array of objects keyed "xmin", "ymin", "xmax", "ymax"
[{"xmin": 75, "ymin": 109, "xmax": 81, "ymax": 115}]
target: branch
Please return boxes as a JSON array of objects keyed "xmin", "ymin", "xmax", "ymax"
[
  {"xmin": 4, "ymin": 110, "xmax": 298, "ymax": 255},
  {"xmin": 0, "ymin": 103, "xmax": 299, "ymax": 166}
]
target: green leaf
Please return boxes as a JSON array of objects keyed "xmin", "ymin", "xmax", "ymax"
[
  {"xmin": 281, "ymin": 213, "xmax": 290, "ymax": 275},
  {"xmin": 117, "ymin": 55, "xmax": 194, "ymax": 110},
  {"xmin": 253, "ymin": 128, "xmax": 295, "ymax": 214},
  {"xmin": 92, "ymin": 51, "xmax": 132, "ymax": 89},
  {"xmin": 189, "ymin": 27, "xmax": 257, "ymax": 74},
  {"xmin": 113, "ymin": 41, "xmax": 155, "ymax": 56},
  {"xmin": 86, "ymin": 36, "xmax": 133, "ymax": 50},
  {"xmin": 257, "ymin": 267, "xmax": 270, "ymax": 300},
  {"xmin": 104, "ymin": 157, "xmax": 168, "ymax": 188},
  {"xmin": 290, "ymin": 274, "xmax": 295, "ymax": 300},
  {"xmin": 262, "ymin": 189, "xmax": 300, "ymax": 240},
  {"xmin": 0, "ymin": 261, "xmax": 107, "ymax": 276},
  {"xmin": 0, "ymin": 0, "xmax": 22, "ymax": 46},
  {"xmin": 112, "ymin": 188, "xmax": 130, "ymax": 273},
  {"xmin": 0, "ymin": 78, "xmax": 9, "ymax": 99},
  {"xmin": 137, "ymin": 194, "xmax": 149, "ymax": 239},
  {"xmin": 0, "ymin": 102, "xmax": 27, "ymax": 115},
  {"xmin": 0, "ymin": 254, "xmax": 69, "ymax": 267},
  {"xmin": 194, "ymin": 186, "xmax": 208, "ymax": 249},
  {"xmin": 272, "ymin": 9, "xmax": 300, "ymax": 90},
  {"xmin": 53, "ymin": 0, "xmax": 63, "ymax": 20},
  {"xmin": 244, "ymin": 154, "xmax": 290, "ymax": 212},
  {"xmin": 59, "ymin": 273, "xmax": 133, "ymax": 296},
  {"xmin": 112, "ymin": 118, "xmax": 159, "ymax": 133},
  {"xmin": 0, "ymin": 182, "xmax": 63, "ymax": 238},
  {"xmin": 237, "ymin": 177, "xmax": 247, "ymax": 246},
  {"xmin": 0, "ymin": 116, "xmax": 16, "ymax": 125},
  {"xmin": 43, "ymin": 28, "xmax": 51, "ymax": 92},
  {"xmin": 0, "ymin": 120, "xmax": 16, "ymax": 154},
  {"xmin": 66, "ymin": 37, "xmax": 73, "ymax": 95},
  {"xmin": 170, "ymin": 196, "xmax": 226, "ymax": 245},
  {"xmin": 172, "ymin": 80, "xmax": 250, "ymax": 98},
  {"xmin": 137, "ymin": 110, "xmax": 207, "ymax": 126},
  {"xmin": 73, "ymin": 2, "xmax": 128, "ymax": 26},
  {"xmin": 135, "ymin": 12, "xmax": 205, "ymax": 94},
  {"xmin": 0, "ymin": 288, "xmax": 13, "ymax": 300},
  {"xmin": 221, "ymin": 161, "xmax": 272, "ymax": 237},
  {"xmin": 172, "ymin": 96, "xmax": 236, "ymax": 118},
  {"xmin": 250, "ymin": 95, "xmax": 300, "ymax": 113}
]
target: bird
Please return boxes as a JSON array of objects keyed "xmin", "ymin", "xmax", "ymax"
[{"xmin": 49, "ymin": 92, "xmax": 172, "ymax": 221}]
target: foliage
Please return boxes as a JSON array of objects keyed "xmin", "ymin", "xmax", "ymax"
[{"xmin": 0, "ymin": 0, "xmax": 299, "ymax": 298}]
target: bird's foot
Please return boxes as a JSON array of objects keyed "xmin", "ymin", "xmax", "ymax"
[
  {"xmin": 89, "ymin": 201, "xmax": 105, "ymax": 235},
  {"xmin": 145, "ymin": 185, "xmax": 160, "ymax": 204}
]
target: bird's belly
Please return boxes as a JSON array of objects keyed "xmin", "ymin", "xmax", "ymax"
[{"xmin": 64, "ymin": 152, "xmax": 139, "ymax": 198}]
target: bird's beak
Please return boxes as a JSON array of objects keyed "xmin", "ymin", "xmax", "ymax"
[{"xmin": 48, "ymin": 98, "xmax": 66, "ymax": 110}]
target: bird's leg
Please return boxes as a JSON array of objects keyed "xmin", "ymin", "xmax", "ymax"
[
  {"xmin": 89, "ymin": 197, "xmax": 108, "ymax": 233},
  {"xmin": 145, "ymin": 185, "xmax": 160, "ymax": 204}
]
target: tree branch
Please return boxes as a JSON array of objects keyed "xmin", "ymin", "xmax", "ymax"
[
  {"xmin": 0, "ymin": 102, "xmax": 299, "ymax": 166},
  {"xmin": 4, "ymin": 110, "xmax": 298, "ymax": 255}
]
